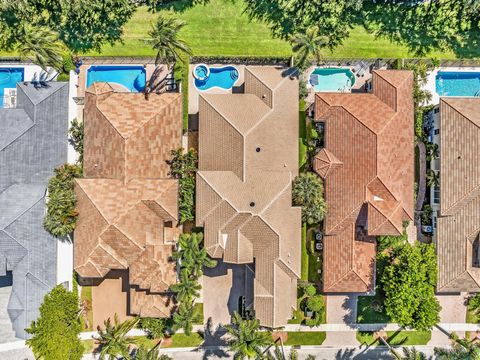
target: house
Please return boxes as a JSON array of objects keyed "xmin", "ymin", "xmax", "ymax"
[
  {"xmin": 435, "ymin": 98, "xmax": 480, "ymax": 292},
  {"xmin": 0, "ymin": 82, "xmax": 69, "ymax": 339},
  {"xmin": 313, "ymin": 70, "xmax": 414, "ymax": 293},
  {"xmin": 196, "ymin": 66, "xmax": 301, "ymax": 328},
  {"xmin": 74, "ymin": 83, "xmax": 182, "ymax": 326}
]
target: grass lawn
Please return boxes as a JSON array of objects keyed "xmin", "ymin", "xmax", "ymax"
[
  {"xmin": 357, "ymin": 330, "xmax": 431, "ymax": 346},
  {"xmin": 284, "ymin": 331, "xmax": 326, "ymax": 346},
  {"xmin": 80, "ymin": 286, "xmax": 94, "ymax": 331},
  {"xmin": 193, "ymin": 302, "xmax": 204, "ymax": 324},
  {"xmin": 299, "ymin": 99, "xmax": 307, "ymax": 171},
  {"xmin": 306, "ymin": 228, "xmax": 321, "ymax": 284},
  {"xmin": 300, "ymin": 223, "xmax": 308, "ymax": 281},
  {"xmin": 76, "ymin": 1, "xmax": 462, "ymax": 59},
  {"xmin": 82, "ymin": 339, "xmax": 95, "ymax": 354},
  {"xmin": 356, "ymin": 293, "xmax": 390, "ymax": 324},
  {"xmin": 162, "ymin": 333, "xmax": 203, "ymax": 348}
]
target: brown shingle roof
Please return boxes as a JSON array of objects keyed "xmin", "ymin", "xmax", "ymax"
[
  {"xmin": 196, "ymin": 66, "xmax": 301, "ymax": 328},
  {"xmin": 74, "ymin": 84, "xmax": 182, "ymax": 317},
  {"xmin": 315, "ymin": 70, "xmax": 414, "ymax": 293},
  {"xmin": 437, "ymin": 98, "xmax": 480, "ymax": 292}
]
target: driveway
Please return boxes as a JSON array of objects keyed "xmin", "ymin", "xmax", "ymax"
[
  {"xmin": 202, "ymin": 262, "xmax": 252, "ymax": 327},
  {"xmin": 323, "ymin": 294, "xmax": 360, "ymax": 346}
]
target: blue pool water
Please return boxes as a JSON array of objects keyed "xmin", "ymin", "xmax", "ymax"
[
  {"xmin": 0, "ymin": 67, "xmax": 24, "ymax": 107},
  {"xmin": 194, "ymin": 66, "xmax": 239, "ymax": 91},
  {"xmin": 436, "ymin": 71, "xmax": 480, "ymax": 97},
  {"xmin": 87, "ymin": 65, "xmax": 146, "ymax": 92},
  {"xmin": 309, "ymin": 68, "xmax": 355, "ymax": 92}
]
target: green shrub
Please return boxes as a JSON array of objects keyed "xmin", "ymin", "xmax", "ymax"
[
  {"xmin": 307, "ymin": 295, "xmax": 325, "ymax": 313},
  {"xmin": 303, "ymin": 284, "xmax": 316, "ymax": 297},
  {"xmin": 62, "ymin": 54, "xmax": 75, "ymax": 73},
  {"xmin": 168, "ymin": 148, "xmax": 197, "ymax": 223},
  {"xmin": 44, "ymin": 164, "xmax": 82, "ymax": 238},
  {"xmin": 26, "ymin": 285, "xmax": 83, "ymax": 360},
  {"xmin": 68, "ymin": 118, "xmax": 84, "ymax": 164},
  {"xmin": 292, "ymin": 172, "xmax": 327, "ymax": 225},
  {"xmin": 138, "ymin": 317, "xmax": 168, "ymax": 339},
  {"xmin": 421, "ymin": 204, "xmax": 433, "ymax": 226},
  {"xmin": 470, "ymin": 294, "xmax": 480, "ymax": 315},
  {"xmin": 57, "ymin": 72, "xmax": 70, "ymax": 82}
]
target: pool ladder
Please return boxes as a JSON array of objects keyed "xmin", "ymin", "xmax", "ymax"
[
  {"xmin": 230, "ymin": 70, "xmax": 239, "ymax": 80},
  {"xmin": 475, "ymin": 89, "xmax": 480, "ymax": 97}
]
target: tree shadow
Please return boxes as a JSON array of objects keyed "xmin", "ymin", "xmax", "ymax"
[
  {"xmin": 146, "ymin": 0, "xmax": 210, "ymax": 13},
  {"xmin": 195, "ymin": 317, "xmax": 229, "ymax": 359}
]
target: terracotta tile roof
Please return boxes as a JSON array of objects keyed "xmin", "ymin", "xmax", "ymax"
[
  {"xmin": 74, "ymin": 84, "xmax": 182, "ymax": 318},
  {"xmin": 436, "ymin": 98, "xmax": 480, "ymax": 292},
  {"xmin": 315, "ymin": 70, "xmax": 414, "ymax": 293},
  {"xmin": 196, "ymin": 66, "xmax": 301, "ymax": 328}
]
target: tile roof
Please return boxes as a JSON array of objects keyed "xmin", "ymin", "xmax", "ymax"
[
  {"xmin": 436, "ymin": 98, "xmax": 480, "ymax": 292},
  {"xmin": 196, "ymin": 66, "xmax": 301, "ymax": 328},
  {"xmin": 0, "ymin": 82, "xmax": 69, "ymax": 338},
  {"xmin": 74, "ymin": 84, "xmax": 182, "ymax": 318},
  {"xmin": 314, "ymin": 70, "xmax": 414, "ymax": 293}
]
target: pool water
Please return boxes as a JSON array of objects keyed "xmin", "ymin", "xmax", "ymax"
[
  {"xmin": 87, "ymin": 65, "xmax": 146, "ymax": 92},
  {"xmin": 436, "ymin": 71, "xmax": 480, "ymax": 97},
  {"xmin": 309, "ymin": 68, "xmax": 355, "ymax": 92},
  {"xmin": 0, "ymin": 67, "xmax": 24, "ymax": 108},
  {"xmin": 194, "ymin": 66, "xmax": 239, "ymax": 91}
]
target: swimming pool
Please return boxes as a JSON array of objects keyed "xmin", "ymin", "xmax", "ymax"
[
  {"xmin": 436, "ymin": 71, "xmax": 480, "ymax": 97},
  {"xmin": 193, "ymin": 64, "xmax": 239, "ymax": 91},
  {"xmin": 86, "ymin": 65, "xmax": 146, "ymax": 92},
  {"xmin": 309, "ymin": 68, "xmax": 355, "ymax": 92},
  {"xmin": 0, "ymin": 67, "xmax": 24, "ymax": 108}
]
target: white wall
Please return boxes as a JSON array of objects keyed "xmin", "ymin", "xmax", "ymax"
[{"xmin": 56, "ymin": 239, "xmax": 73, "ymax": 290}]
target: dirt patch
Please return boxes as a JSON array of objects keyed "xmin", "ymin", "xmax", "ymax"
[{"xmin": 271, "ymin": 331, "xmax": 288, "ymax": 343}]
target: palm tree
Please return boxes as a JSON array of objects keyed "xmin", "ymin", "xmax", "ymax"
[
  {"xmin": 16, "ymin": 25, "xmax": 64, "ymax": 71},
  {"xmin": 172, "ymin": 302, "xmax": 199, "ymax": 336},
  {"xmin": 396, "ymin": 347, "xmax": 431, "ymax": 360},
  {"xmin": 435, "ymin": 337, "xmax": 480, "ymax": 359},
  {"xmin": 134, "ymin": 345, "xmax": 164, "ymax": 360},
  {"xmin": 290, "ymin": 26, "xmax": 328, "ymax": 71},
  {"xmin": 426, "ymin": 169, "xmax": 439, "ymax": 188},
  {"xmin": 169, "ymin": 269, "xmax": 201, "ymax": 303},
  {"xmin": 96, "ymin": 314, "xmax": 139, "ymax": 360},
  {"xmin": 225, "ymin": 312, "xmax": 272, "ymax": 360},
  {"xmin": 172, "ymin": 233, "xmax": 217, "ymax": 278},
  {"xmin": 148, "ymin": 14, "xmax": 192, "ymax": 68}
]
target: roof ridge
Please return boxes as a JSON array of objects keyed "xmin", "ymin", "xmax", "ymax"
[
  {"xmin": 0, "ymin": 110, "xmax": 34, "ymax": 152},
  {"xmin": 443, "ymin": 184, "xmax": 480, "ymax": 216},
  {"xmin": 327, "ymin": 204, "xmax": 363, "ymax": 235},
  {"xmin": 200, "ymin": 94, "xmax": 250, "ymax": 136},
  {"xmin": 373, "ymin": 70, "xmax": 410, "ymax": 90},
  {"xmin": 442, "ymin": 99, "xmax": 480, "ymax": 129},
  {"xmin": 2, "ymin": 193, "xmax": 46, "ymax": 231}
]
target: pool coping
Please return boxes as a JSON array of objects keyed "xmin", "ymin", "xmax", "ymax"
[
  {"xmin": 192, "ymin": 64, "xmax": 240, "ymax": 92},
  {"xmin": 306, "ymin": 66, "xmax": 360, "ymax": 93},
  {"xmin": 85, "ymin": 64, "xmax": 148, "ymax": 93}
]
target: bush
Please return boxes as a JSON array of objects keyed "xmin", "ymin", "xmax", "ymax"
[
  {"xmin": 68, "ymin": 118, "xmax": 84, "ymax": 164},
  {"xmin": 168, "ymin": 148, "xmax": 197, "ymax": 223},
  {"xmin": 380, "ymin": 242, "xmax": 440, "ymax": 330},
  {"xmin": 57, "ymin": 72, "xmax": 70, "ymax": 82},
  {"xmin": 62, "ymin": 54, "xmax": 75, "ymax": 73},
  {"xmin": 470, "ymin": 294, "xmax": 480, "ymax": 315},
  {"xmin": 26, "ymin": 285, "xmax": 83, "ymax": 360},
  {"xmin": 44, "ymin": 164, "xmax": 82, "ymax": 238},
  {"xmin": 307, "ymin": 295, "xmax": 325, "ymax": 313},
  {"xmin": 138, "ymin": 317, "xmax": 168, "ymax": 339},
  {"xmin": 292, "ymin": 172, "xmax": 327, "ymax": 225},
  {"xmin": 299, "ymin": 79, "xmax": 308, "ymax": 100},
  {"xmin": 421, "ymin": 204, "xmax": 433, "ymax": 226},
  {"xmin": 303, "ymin": 284, "xmax": 317, "ymax": 297}
]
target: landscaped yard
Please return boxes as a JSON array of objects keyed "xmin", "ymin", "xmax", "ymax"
[
  {"xmin": 466, "ymin": 301, "xmax": 480, "ymax": 324},
  {"xmin": 193, "ymin": 302, "xmax": 204, "ymax": 324},
  {"xmin": 80, "ymin": 286, "xmax": 94, "ymax": 331},
  {"xmin": 356, "ymin": 330, "xmax": 431, "ymax": 346},
  {"xmin": 284, "ymin": 331, "xmax": 326, "ymax": 346},
  {"xmin": 356, "ymin": 293, "xmax": 390, "ymax": 324},
  {"xmin": 300, "ymin": 223, "xmax": 308, "ymax": 281},
  {"xmin": 78, "ymin": 1, "xmax": 460, "ymax": 59},
  {"xmin": 306, "ymin": 229, "xmax": 322, "ymax": 284},
  {"xmin": 299, "ymin": 99, "xmax": 307, "ymax": 171},
  {"xmin": 162, "ymin": 333, "xmax": 203, "ymax": 348}
]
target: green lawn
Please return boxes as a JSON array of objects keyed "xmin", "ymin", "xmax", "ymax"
[
  {"xmin": 356, "ymin": 293, "xmax": 390, "ymax": 324},
  {"xmin": 163, "ymin": 333, "xmax": 204, "ymax": 348},
  {"xmin": 300, "ymin": 223, "xmax": 308, "ymax": 281},
  {"xmin": 299, "ymin": 99, "xmax": 307, "ymax": 171},
  {"xmin": 80, "ymin": 286, "xmax": 94, "ymax": 331},
  {"xmin": 357, "ymin": 330, "xmax": 431, "ymax": 346},
  {"xmin": 284, "ymin": 331, "xmax": 326, "ymax": 346},
  {"xmin": 466, "ymin": 303, "xmax": 480, "ymax": 324},
  {"xmin": 306, "ymin": 229, "xmax": 321, "ymax": 284},
  {"xmin": 81, "ymin": 339, "xmax": 95, "ymax": 354},
  {"xmin": 193, "ymin": 302, "xmax": 204, "ymax": 324},
  {"xmin": 81, "ymin": 1, "xmax": 459, "ymax": 59}
]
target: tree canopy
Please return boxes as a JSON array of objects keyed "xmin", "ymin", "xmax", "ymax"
[
  {"xmin": 0, "ymin": 0, "xmax": 136, "ymax": 53},
  {"xmin": 26, "ymin": 285, "xmax": 84, "ymax": 360},
  {"xmin": 379, "ymin": 242, "xmax": 441, "ymax": 330},
  {"xmin": 292, "ymin": 172, "xmax": 327, "ymax": 225}
]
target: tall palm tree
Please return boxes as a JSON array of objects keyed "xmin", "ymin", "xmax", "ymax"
[
  {"xmin": 172, "ymin": 302, "xmax": 199, "ymax": 336},
  {"xmin": 96, "ymin": 314, "xmax": 139, "ymax": 360},
  {"xmin": 225, "ymin": 312, "xmax": 272, "ymax": 360},
  {"xmin": 396, "ymin": 347, "xmax": 431, "ymax": 360},
  {"xmin": 134, "ymin": 345, "xmax": 164, "ymax": 360},
  {"xmin": 148, "ymin": 15, "xmax": 192, "ymax": 68},
  {"xmin": 426, "ymin": 169, "xmax": 439, "ymax": 188},
  {"xmin": 16, "ymin": 25, "xmax": 64, "ymax": 71},
  {"xmin": 169, "ymin": 269, "xmax": 201, "ymax": 303},
  {"xmin": 290, "ymin": 26, "xmax": 328, "ymax": 71},
  {"xmin": 172, "ymin": 233, "xmax": 217, "ymax": 278}
]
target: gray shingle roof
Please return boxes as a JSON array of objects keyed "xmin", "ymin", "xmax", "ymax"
[{"xmin": 0, "ymin": 81, "xmax": 68, "ymax": 339}]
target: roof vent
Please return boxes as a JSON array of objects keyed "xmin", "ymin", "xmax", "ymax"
[
  {"xmin": 249, "ymin": 202, "xmax": 255, "ymax": 208},
  {"xmin": 262, "ymin": 94, "xmax": 267, "ymax": 99},
  {"xmin": 256, "ymin": 147, "xmax": 261, "ymax": 153},
  {"xmin": 373, "ymin": 195, "xmax": 383, "ymax": 202}
]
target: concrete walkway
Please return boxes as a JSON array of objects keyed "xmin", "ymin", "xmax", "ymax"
[{"xmin": 323, "ymin": 295, "xmax": 359, "ymax": 346}]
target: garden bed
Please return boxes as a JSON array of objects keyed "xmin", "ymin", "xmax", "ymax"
[
  {"xmin": 356, "ymin": 293, "xmax": 390, "ymax": 324},
  {"xmin": 283, "ymin": 332, "xmax": 326, "ymax": 346}
]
